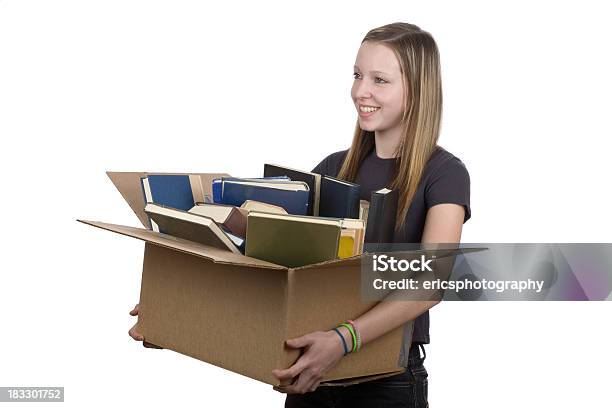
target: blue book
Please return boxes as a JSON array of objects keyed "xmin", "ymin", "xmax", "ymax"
[
  {"xmin": 318, "ymin": 175, "xmax": 361, "ymax": 219},
  {"xmin": 141, "ymin": 174, "xmax": 195, "ymax": 230},
  {"xmin": 219, "ymin": 178, "xmax": 310, "ymax": 215},
  {"xmin": 212, "ymin": 176, "xmax": 290, "ymax": 204},
  {"xmin": 212, "ymin": 179, "xmax": 222, "ymax": 203}
]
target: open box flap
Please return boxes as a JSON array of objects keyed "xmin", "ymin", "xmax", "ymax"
[
  {"xmin": 106, "ymin": 171, "xmax": 230, "ymax": 228},
  {"xmin": 78, "ymin": 219, "xmax": 285, "ymax": 270}
]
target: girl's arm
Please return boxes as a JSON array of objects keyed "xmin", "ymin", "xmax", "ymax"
[
  {"xmin": 273, "ymin": 203, "xmax": 466, "ymax": 394},
  {"xmin": 345, "ymin": 203, "xmax": 464, "ymax": 345}
]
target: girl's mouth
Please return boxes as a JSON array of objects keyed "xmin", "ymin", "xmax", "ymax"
[{"xmin": 358, "ymin": 105, "xmax": 380, "ymax": 118}]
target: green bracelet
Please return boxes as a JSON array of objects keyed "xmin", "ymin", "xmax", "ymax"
[
  {"xmin": 339, "ymin": 323, "xmax": 357, "ymax": 353},
  {"xmin": 347, "ymin": 320, "xmax": 361, "ymax": 352}
]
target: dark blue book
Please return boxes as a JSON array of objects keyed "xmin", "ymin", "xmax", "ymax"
[
  {"xmin": 264, "ymin": 164, "xmax": 321, "ymax": 216},
  {"xmin": 212, "ymin": 176, "xmax": 290, "ymax": 204},
  {"xmin": 140, "ymin": 174, "xmax": 195, "ymax": 230},
  {"xmin": 219, "ymin": 178, "xmax": 310, "ymax": 215},
  {"xmin": 318, "ymin": 176, "xmax": 361, "ymax": 219},
  {"xmin": 213, "ymin": 179, "xmax": 221, "ymax": 204}
]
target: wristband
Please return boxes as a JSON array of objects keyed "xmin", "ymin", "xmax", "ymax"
[
  {"xmin": 332, "ymin": 327, "xmax": 348, "ymax": 356},
  {"xmin": 347, "ymin": 319, "xmax": 361, "ymax": 352},
  {"xmin": 339, "ymin": 323, "xmax": 357, "ymax": 353}
]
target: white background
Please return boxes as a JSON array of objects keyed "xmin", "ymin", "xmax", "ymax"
[{"xmin": 1, "ymin": 0, "xmax": 611, "ymax": 406}]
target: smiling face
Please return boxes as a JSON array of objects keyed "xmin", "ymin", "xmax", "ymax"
[{"xmin": 351, "ymin": 41, "xmax": 407, "ymax": 134}]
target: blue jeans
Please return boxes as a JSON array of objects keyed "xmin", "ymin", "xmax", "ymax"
[{"xmin": 285, "ymin": 344, "xmax": 428, "ymax": 408}]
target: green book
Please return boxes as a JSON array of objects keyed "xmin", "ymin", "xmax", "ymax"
[{"xmin": 245, "ymin": 212, "xmax": 342, "ymax": 268}]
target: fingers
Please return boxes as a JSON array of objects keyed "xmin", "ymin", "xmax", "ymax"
[
  {"xmin": 143, "ymin": 341, "xmax": 163, "ymax": 349},
  {"xmin": 272, "ymin": 334, "xmax": 312, "ymax": 381},
  {"xmin": 285, "ymin": 333, "xmax": 313, "ymax": 349},
  {"xmin": 129, "ymin": 304, "xmax": 139, "ymax": 316},
  {"xmin": 272, "ymin": 332, "xmax": 329, "ymax": 394},
  {"xmin": 307, "ymin": 380, "xmax": 321, "ymax": 394},
  {"xmin": 129, "ymin": 304, "xmax": 143, "ymax": 341},
  {"xmin": 272, "ymin": 385, "xmax": 288, "ymax": 393},
  {"xmin": 281, "ymin": 369, "xmax": 322, "ymax": 395},
  {"xmin": 272, "ymin": 359, "xmax": 308, "ymax": 382},
  {"xmin": 128, "ymin": 323, "xmax": 144, "ymax": 341},
  {"xmin": 272, "ymin": 361, "xmax": 324, "ymax": 394},
  {"xmin": 127, "ymin": 303, "xmax": 162, "ymax": 349},
  {"xmin": 300, "ymin": 368, "xmax": 322, "ymax": 394}
]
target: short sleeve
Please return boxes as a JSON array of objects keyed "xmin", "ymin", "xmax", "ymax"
[
  {"xmin": 311, "ymin": 150, "xmax": 348, "ymax": 177},
  {"xmin": 425, "ymin": 157, "xmax": 471, "ymax": 223},
  {"xmin": 311, "ymin": 157, "xmax": 329, "ymax": 175}
]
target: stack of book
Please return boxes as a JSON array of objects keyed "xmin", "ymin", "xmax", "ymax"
[{"xmin": 138, "ymin": 164, "xmax": 397, "ymax": 268}]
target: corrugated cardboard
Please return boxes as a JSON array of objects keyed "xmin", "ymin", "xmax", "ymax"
[
  {"xmin": 107, "ymin": 171, "xmax": 229, "ymax": 228},
  {"xmin": 81, "ymin": 172, "xmax": 463, "ymax": 386},
  {"xmin": 80, "ymin": 218, "xmax": 407, "ymax": 385}
]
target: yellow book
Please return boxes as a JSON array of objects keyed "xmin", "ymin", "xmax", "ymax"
[
  {"xmin": 337, "ymin": 219, "xmax": 365, "ymax": 258},
  {"xmin": 338, "ymin": 234, "xmax": 356, "ymax": 259}
]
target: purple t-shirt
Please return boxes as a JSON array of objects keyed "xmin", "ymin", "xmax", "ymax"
[{"xmin": 312, "ymin": 145, "xmax": 471, "ymax": 346}]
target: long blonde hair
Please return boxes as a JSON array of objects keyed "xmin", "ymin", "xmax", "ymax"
[{"xmin": 337, "ymin": 22, "xmax": 443, "ymax": 232}]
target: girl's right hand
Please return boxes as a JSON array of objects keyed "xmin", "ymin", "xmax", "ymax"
[
  {"xmin": 128, "ymin": 303, "xmax": 144, "ymax": 341},
  {"xmin": 128, "ymin": 303, "xmax": 163, "ymax": 349}
]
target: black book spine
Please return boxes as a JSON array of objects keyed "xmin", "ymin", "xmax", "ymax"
[
  {"xmin": 364, "ymin": 190, "xmax": 398, "ymax": 244},
  {"xmin": 347, "ymin": 186, "xmax": 361, "ymax": 219},
  {"xmin": 364, "ymin": 193, "xmax": 384, "ymax": 243},
  {"xmin": 380, "ymin": 190, "xmax": 398, "ymax": 243}
]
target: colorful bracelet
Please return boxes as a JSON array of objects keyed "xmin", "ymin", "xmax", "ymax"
[
  {"xmin": 332, "ymin": 327, "xmax": 349, "ymax": 356},
  {"xmin": 347, "ymin": 319, "xmax": 361, "ymax": 352},
  {"xmin": 339, "ymin": 323, "xmax": 357, "ymax": 353}
]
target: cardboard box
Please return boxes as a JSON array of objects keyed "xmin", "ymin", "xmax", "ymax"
[{"xmin": 79, "ymin": 172, "xmax": 437, "ymax": 386}]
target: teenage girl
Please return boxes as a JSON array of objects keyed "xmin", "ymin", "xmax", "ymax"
[
  {"xmin": 274, "ymin": 22, "xmax": 470, "ymax": 407},
  {"xmin": 129, "ymin": 22, "xmax": 470, "ymax": 408}
]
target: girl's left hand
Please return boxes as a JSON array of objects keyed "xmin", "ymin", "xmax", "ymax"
[{"xmin": 272, "ymin": 330, "xmax": 345, "ymax": 394}]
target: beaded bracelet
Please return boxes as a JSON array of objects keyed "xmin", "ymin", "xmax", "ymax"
[
  {"xmin": 332, "ymin": 327, "xmax": 349, "ymax": 356},
  {"xmin": 347, "ymin": 319, "xmax": 361, "ymax": 352}
]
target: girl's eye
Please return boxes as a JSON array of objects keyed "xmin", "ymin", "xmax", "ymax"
[{"xmin": 353, "ymin": 72, "xmax": 387, "ymax": 83}]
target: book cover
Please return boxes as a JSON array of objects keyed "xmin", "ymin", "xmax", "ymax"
[
  {"xmin": 364, "ymin": 188, "xmax": 399, "ymax": 246},
  {"xmin": 220, "ymin": 178, "xmax": 310, "ymax": 215},
  {"xmin": 338, "ymin": 235, "xmax": 355, "ymax": 259},
  {"xmin": 264, "ymin": 164, "xmax": 321, "ymax": 216},
  {"xmin": 212, "ymin": 176, "xmax": 290, "ymax": 203},
  {"xmin": 339, "ymin": 218, "xmax": 365, "ymax": 258},
  {"xmin": 318, "ymin": 176, "xmax": 361, "ymax": 219},
  {"xmin": 144, "ymin": 174, "xmax": 195, "ymax": 210},
  {"xmin": 245, "ymin": 212, "xmax": 341, "ymax": 268},
  {"xmin": 144, "ymin": 203, "xmax": 241, "ymax": 254},
  {"xmin": 240, "ymin": 200, "xmax": 288, "ymax": 215},
  {"xmin": 189, "ymin": 203, "xmax": 248, "ymax": 237}
]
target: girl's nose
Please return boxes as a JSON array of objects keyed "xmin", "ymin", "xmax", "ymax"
[{"xmin": 354, "ymin": 80, "xmax": 373, "ymax": 100}]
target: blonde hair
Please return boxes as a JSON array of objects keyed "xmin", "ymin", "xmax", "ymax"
[{"xmin": 337, "ymin": 22, "xmax": 443, "ymax": 232}]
